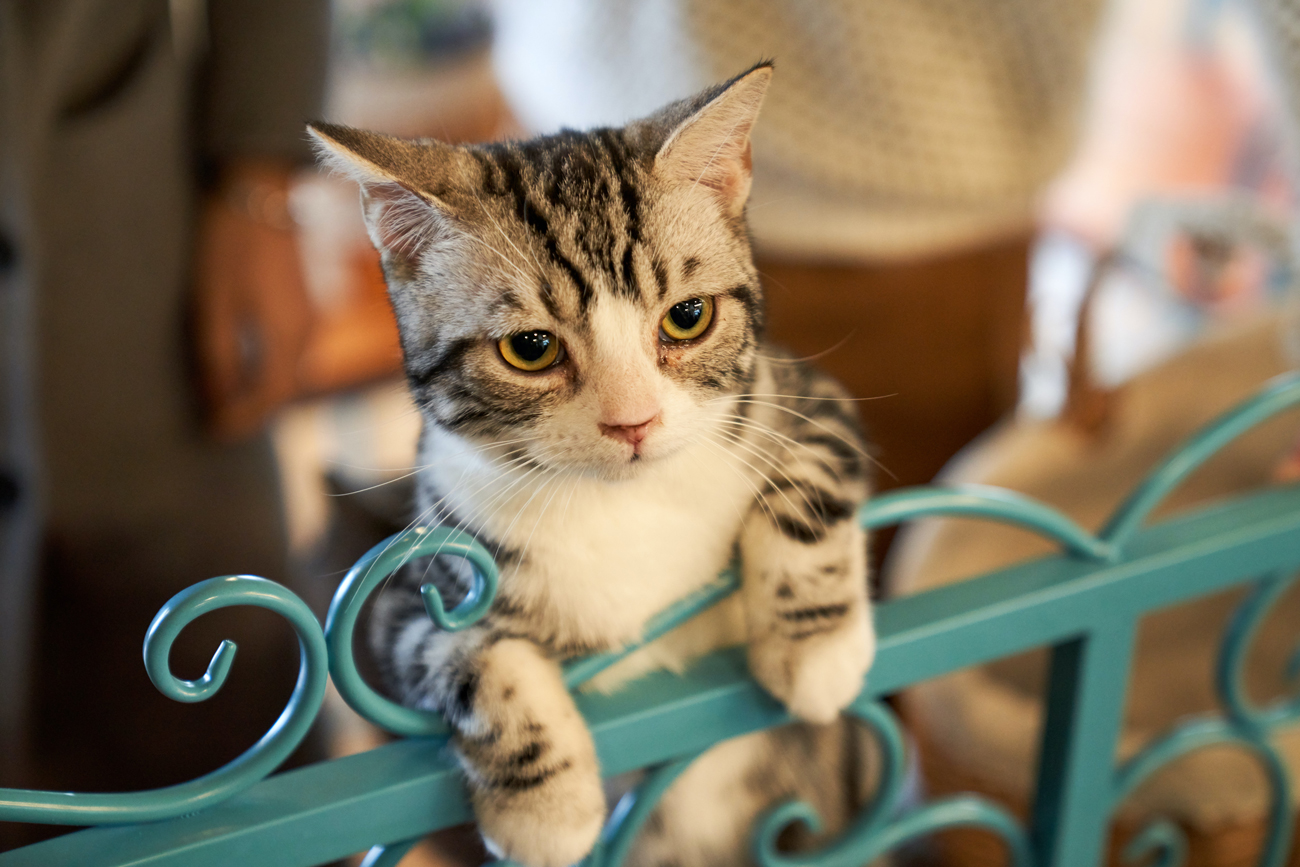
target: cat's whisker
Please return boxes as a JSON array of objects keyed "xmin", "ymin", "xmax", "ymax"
[
  {"xmin": 705, "ymin": 428, "xmax": 818, "ymax": 520},
  {"xmin": 695, "ymin": 436, "xmax": 778, "ymax": 526},
  {"xmin": 516, "ymin": 466, "xmax": 574, "ymax": 570},
  {"xmin": 513, "ymin": 199, "xmax": 551, "ymax": 278},
  {"xmin": 715, "ymin": 415, "xmax": 842, "ymax": 478},
  {"xmin": 414, "ymin": 459, "xmax": 550, "ymax": 586},
  {"xmin": 416, "ymin": 460, "xmax": 550, "ymax": 584},
  {"xmin": 367, "ymin": 498, "xmax": 450, "ymax": 599},
  {"xmin": 558, "ymin": 465, "xmax": 583, "ymax": 526},
  {"xmin": 706, "ymin": 392, "xmax": 895, "ymax": 404},
  {"xmin": 726, "ymin": 398, "xmax": 895, "ymax": 478},
  {"xmin": 456, "ymin": 230, "xmax": 536, "ymax": 291},
  {"xmin": 324, "ymin": 466, "xmax": 427, "ymax": 497},
  {"xmin": 709, "ymin": 425, "xmax": 823, "ymax": 519},
  {"xmin": 367, "ymin": 449, "xmax": 541, "ymax": 595},
  {"xmin": 705, "ymin": 395, "xmax": 871, "ymax": 466},
  {"xmin": 461, "ymin": 231, "xmax": 538, "ymax": 287},
  {"xmin": 721, "ymin": 410, "xmax": 892, "ymax": 486},
  {"xmin": 325, "ymin": 434, "xmax": 542, "ymax": 483},
  {"xmin": 456, "ymin": 443, "xmax": 556, "ymax": 520},
  {"xmin": 751, "ymin": 332, "xmax": 858, "ymax": 367},
  {"xmin": 438, "ymin": 454, "xmax": 546, "ymax": 537},
  {"xmin": 496, "ymin": 453, "xmax": 565, "ymax": 545},
  {"xmin": 730, "ymin": 408, "xmax": 896, "ymax": 484},
  {"xmin": 683, "ymin": 440, "xmax": 751, "ymax": 529}
]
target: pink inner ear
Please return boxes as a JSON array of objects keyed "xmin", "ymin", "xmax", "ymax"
[
  {"xmin": 657, "ymin": 69, "xmax": 769, "ymax": 217},
  {"xmin": 697, "ymin": 140, "xmax": 753, "ymax": 197},
  {"xmin": 364, "ymin": 182, "xmax": 442, "ymax": 260}
]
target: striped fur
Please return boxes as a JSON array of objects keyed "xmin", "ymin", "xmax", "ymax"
[{"xmin": 311, "ymin": 63, "xmax": 876, "ymax": 867}]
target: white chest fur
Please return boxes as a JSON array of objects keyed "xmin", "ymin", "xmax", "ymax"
[{"xmin": 426, "ymin": 436, "xmax": 757, "ymax": 651}]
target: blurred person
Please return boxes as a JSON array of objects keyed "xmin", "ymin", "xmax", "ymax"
[
  {"xmin": 488, "ymin": 0, "xmax": 1109, "ymax": 489},
  {"xmin": 0, "ymin": 0, "xmax": 326, "ymax": 844}
]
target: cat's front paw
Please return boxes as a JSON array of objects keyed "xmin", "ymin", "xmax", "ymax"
[
  {"xmin": 750, "ymin": 613, "xmax": 875, "ymax": 724},
  {"xmin": 471, "ymin": 759, "xmax": 605, "ymax": 867}
]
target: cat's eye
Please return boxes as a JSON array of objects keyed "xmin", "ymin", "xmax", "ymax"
[
  {"xmin": 661, "ymin": 297, "xmax": 714, "ymax": 342},
  {"xmin": 499, "ymin": 330, "xmax": 561, "ymax": 372}
]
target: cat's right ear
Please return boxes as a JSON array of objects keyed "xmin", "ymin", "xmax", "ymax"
[
  {"xmin": 308, "ymin": 122, "xmax": 457, "ymax": 262},
  {"xmin": 652, "ymin": 62, "xmax": 773, "ymax": 219}
]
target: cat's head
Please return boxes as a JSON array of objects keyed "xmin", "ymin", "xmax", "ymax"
[{"xmin": 310, "ymin": 63, "xmax": 771, "ymax": 481}]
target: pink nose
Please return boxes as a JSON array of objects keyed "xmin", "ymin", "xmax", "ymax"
[{"xmin": 599, "ymin": 416, "xmax": 658, "ymax": 448}]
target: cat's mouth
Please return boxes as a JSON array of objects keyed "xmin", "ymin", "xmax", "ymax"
[{"xmin": 582, "ymin": 433, "xmax": 677, "ymax": 481}]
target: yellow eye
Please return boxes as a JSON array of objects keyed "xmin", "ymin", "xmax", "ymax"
[
  {"xmin": 499, "ymin": 330, "xmax": 560, "ymax": 371},
  {"xmin": 661, "ymin": 297, "xmax": 714, "ymax": 341}
]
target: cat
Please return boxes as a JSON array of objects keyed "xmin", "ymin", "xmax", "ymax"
[{"xmin": 310, "ymin": 62, "xmax": 876, "ymax": 867}]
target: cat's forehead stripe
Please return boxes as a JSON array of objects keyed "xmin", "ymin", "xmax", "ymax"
[
  {"xmin": 468, "ymin": 131, "xmax": 661, "ymax": 319},
  {"xmin": 492, "ymin": 147, "xmax": 598, "ymax": 317}
]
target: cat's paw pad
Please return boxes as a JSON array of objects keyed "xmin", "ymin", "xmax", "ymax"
[{"xmin": 472, "ymin": 761, "xmax": 605, "ymax": 867}]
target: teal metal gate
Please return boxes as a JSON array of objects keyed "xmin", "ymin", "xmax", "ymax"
[{"xmin": 3, "ymin": 373, "xmax": 1300, "ymax": 867}]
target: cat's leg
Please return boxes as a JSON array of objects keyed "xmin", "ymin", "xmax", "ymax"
[
  {"xmin": 738, "ymin": 388, "xmax": 874, "ymax": 723},
  {"xmin": 742, "ymin": 511, "xmax": 873, "ymax": 722},
  {"xmin": 374, "ymin": 596, "xmax": 604, "ymax": 867},
  {"xmin": 452, "ymin": 636, "xmax": 606, "ymax": 867}
]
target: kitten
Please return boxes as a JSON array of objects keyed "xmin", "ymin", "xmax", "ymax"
[{"xmin": 310, "ymin": 62, "xmax": 875, "ymax": 867}]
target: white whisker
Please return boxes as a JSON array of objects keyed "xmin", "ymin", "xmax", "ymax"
[
  {"xmin": 707, "ymin": 392, "xmax": 895, "ymax": 404},
  {"xmin": 695, "ymin": 435, "xmax": 778, "ymax": 524},
  {"xmin": 709, "ymin": 425, "xmax": 820, "ymax": 518}
]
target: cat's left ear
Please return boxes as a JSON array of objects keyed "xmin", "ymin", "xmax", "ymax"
[
  {"xmin": 307, "ymin": 122, "xmax": 462, "ymax": 263},
  {"xmin": 654, "ymin": 62, "xmax": 773, "ymax": 219}
]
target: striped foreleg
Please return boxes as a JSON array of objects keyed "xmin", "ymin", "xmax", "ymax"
[{"xmin": 739, "ymin": 440, "xmax": 874, "ymax": 723}]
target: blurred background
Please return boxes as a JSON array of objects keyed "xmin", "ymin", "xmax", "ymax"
[{"xmin": 3, "ymin": 0, "xmax": 1300, "ymax": 863}]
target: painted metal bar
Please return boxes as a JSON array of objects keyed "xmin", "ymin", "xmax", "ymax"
[
  {"xmin": 1029, "ymin": 620, "xmax": 1137, "ymax": 867},
  {"xmin": 589, "ymin": 754, "xmax": 701, "ymax": 867},
  {"xmin": 869, "ymin": 483, "xmax": 1300, "ymax": 694},
  {"xmin": 757, "ymin": 795, "xmax": 1034, "ymax": 867},
  {"xmin": 0, "ymin": 576, "xmax": 328, "ymax": 826},
  {"xmin": 0, "ymin": 736, "xmax": 471, "ymax": 867},
  {"xmin": 562, "ymin": 566, "xmax": 739, "ymax": 689},
  {"xmin": 7, "ymin": 483, "xmax": 1300, "ymax": 867}
]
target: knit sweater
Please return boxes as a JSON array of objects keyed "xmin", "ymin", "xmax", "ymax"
[{"xmin": 490, "ymin": 0, "xmax": 1106, "ymax": 259}]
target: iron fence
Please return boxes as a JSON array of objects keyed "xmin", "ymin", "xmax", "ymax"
[{"xmin": 3, "ymin": 373, "xmax": 1300, "ymax": 867}]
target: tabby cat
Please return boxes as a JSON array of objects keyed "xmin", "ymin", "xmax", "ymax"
[{"xmin": 310, "ymin": 62, "xmax": 875, "ymax": 867}]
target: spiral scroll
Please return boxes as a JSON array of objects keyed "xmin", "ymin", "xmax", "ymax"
[
  {"xmin": 1216, "ymin": 570, "xmax": 1300, "ymax": 731},
  {"xmin": 752, "ymin": 698, "xmax": 1033, "ymax": 867},
  {"xmin": 324, "ymin": 525, "xmax": 500, "ymax": 737},
  {"xmin": 0, "ymin": 575, "xmax": 328, "ymax": 825},
  {"xmin": 1112, "ymin": 716, "xmax": 1294, "ymax": 867}
]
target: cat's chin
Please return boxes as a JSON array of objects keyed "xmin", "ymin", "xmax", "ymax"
[
  {"xmin": 592, "ymin": 456, "xmax": 654, "ymax": 483},
  {"xmin": 567, "ymin": 446, "xmax": 680, "ymax": 483}
]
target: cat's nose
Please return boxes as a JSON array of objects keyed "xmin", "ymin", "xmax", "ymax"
[{"xmin": 598, "ymin": 415, "xmax": 659, "ymax": 448}]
